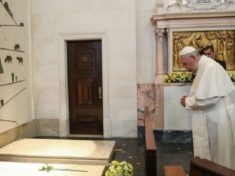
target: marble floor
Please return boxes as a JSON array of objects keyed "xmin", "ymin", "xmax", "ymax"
[
  {"xmin": 156, "ymin": 143, "xmax": 193, "ymax": 175},
  {"xmin": 112, "ymin": 138, "xmax": 193, "ymax": 176}
]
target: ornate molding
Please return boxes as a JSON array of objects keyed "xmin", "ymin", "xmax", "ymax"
[
  {"xmin": 155, "ymin": 0, "xmax": 235, "ymax": 14},
  {"xmin": 152, "ymin": 11, "xmax": 235, "ymax": 24},
  {"xmin": 155, "ymin": 28, "xmax": 167, "ymax": 38},
  {"xmin": 151, "ymin": 11, "xmax": 235, "ymax": 29}
]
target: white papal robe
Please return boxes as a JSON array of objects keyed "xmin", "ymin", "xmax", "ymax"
[{"xmin": 185, "ymin": 55, "xmax": 235, "ymax": 169}]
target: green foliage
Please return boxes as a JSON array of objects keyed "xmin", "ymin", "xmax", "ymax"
[
  {"xmin": 165, "ymin": 72, "xmax": 193, "ymax": 83},
  {"xmin": 165, "ymin": 71, "xmax": 235, "ymax": 83},
  {"xmin": 105, "ymin": 160, "xmax": 134, "ymax": 176},
  {"xmin": 38, "ymin": 164, "xmax": 54, "ymax": 173}
]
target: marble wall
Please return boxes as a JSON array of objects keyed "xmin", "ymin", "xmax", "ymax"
[
  {"xmin": 30, "ymin": 0, "xmax": 137, "ymax": 137},
  {"xmin": 164, "ymin": 85, "xmax": 192, "ymax": 130},
  {"xmin": 0, "ymin": 120, "xmax": 36, "ymax": 148},
  {"xmin": 0, "ymin": 0, "xmax": 33, "ymax": 133},
  {"xmin": 136, "ymin": 0, "xmax": 157, "ymax": 83},
  {"xmin": 137, "ymin": 83, "xmax": 193, "ymax": 130},
  {"xmin": 137, "ymin": 84, "xmax": 156, "ymax": 127}
]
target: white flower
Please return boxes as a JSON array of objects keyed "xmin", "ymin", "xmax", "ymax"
[{"xmin": 105, "ymin": 160, "xmax": 133, "ymax": 176}]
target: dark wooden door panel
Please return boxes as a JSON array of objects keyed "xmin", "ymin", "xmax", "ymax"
[
  {"xmin": 76, "ymin": 78, "xmax": 96, "ymax": 107},
  {"xmin": 67, "ymin": 40, "xmax": 103, "ymax": 135}
]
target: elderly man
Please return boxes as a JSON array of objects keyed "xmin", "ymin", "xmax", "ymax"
[{"xmin": 179, "ymin": 46, "xmax": 235, "ymax": 169}]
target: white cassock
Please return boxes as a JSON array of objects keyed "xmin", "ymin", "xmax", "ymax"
[{"xmin": 185, "ymin": 55, "xmax": 235, "ymax": 169}]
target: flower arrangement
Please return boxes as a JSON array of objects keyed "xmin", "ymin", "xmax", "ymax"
[
  {"xmin": 165, "ymin": 72, "xmax": 193, "ymax": 83},
  {"xmin": 105, "ymin": 160, "xmax": 134, "ymax": 176},
  {"xmin": 165, "ymin": 71, "xmax": 235, "ymax": 83}
]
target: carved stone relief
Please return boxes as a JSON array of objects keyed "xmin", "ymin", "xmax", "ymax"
[
  {"xmin": 172, "ymin": 30, "xmax": 235, "ymax": 71},
  {"xmin": 156, "ymin": 0, "xmax": 235, "ymax": 14}
]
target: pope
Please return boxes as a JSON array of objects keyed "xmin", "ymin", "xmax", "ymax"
[{"xmin": 179, "ymin": 46, "xmax": 235, "ymax": 169}]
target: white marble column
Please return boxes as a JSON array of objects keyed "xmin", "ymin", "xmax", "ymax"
[{"xmin": 155, "ymin": 28, "xmax": 167, "ymax": 84}]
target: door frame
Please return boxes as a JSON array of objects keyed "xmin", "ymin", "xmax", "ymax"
[{"xmin": 58, "ymin": 33, "xmax": 110, "ymax": 137}]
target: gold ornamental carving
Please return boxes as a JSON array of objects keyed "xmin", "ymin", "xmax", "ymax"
[{"xmin": 173, "ymin": 30, "xmax": 235, "ymax": 71}]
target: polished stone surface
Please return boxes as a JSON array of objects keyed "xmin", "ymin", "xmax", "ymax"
[
  {"xmin": 113, "ymin": 138, "xmax": 193, "ymax": 176},
  {"xmin": 35, "ymin": 119, "xmax": 59, "ymax": 136},
  {"xmin": 111, "ymin": 137, "xmax": 193, "ymax": 176},
  {"xmin": 154, "ymin": 130, "xmax": 192, "ymax": 144},
  {"xmin": 0, "ymin": 121, "xmax": 36, "ymax": 148},
  {"xmin": 0, "ymin": 139, "xmax": 115, "ymax": 164},
  {"xmin": 137, "ymin": 128, "xmax": 193, "ymax": 175},
  {"xmin": 138, "ymin": 127, "xmax": 192, "ymax": 144},
  {"xmin": 137, "ymin": 84, "xmax": 156, "ymax": 127},
  {"xmin": 157, "ymin": 143, "xmax": 193, "ymax": 175},
  {"xmin": 0, "ymin": 161, "xmax": 105, "ymax": 176}
]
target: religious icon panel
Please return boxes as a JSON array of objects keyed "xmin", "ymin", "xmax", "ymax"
[{"xmin": 172, "ymin": 30, "xmax": 235, "ymax": 71}]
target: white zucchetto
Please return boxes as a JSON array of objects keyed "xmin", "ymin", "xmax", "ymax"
[{"xmin": 179, "ymin": 46, "xmax": 196, "ymax": 56}]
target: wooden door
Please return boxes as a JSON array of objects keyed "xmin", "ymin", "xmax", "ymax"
[{"xmin": 67, "ymin": 40, "xmax": 103, "ymax": 135}]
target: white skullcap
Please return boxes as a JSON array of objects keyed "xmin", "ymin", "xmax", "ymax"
[{"xmin": 179, "ymin": 46, "xmax": 196, "ymax": 56}]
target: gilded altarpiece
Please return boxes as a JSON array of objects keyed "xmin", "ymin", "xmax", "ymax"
[{"xmin": 173, "ymin": 30, "xmax": 235, "ymax": 71}]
